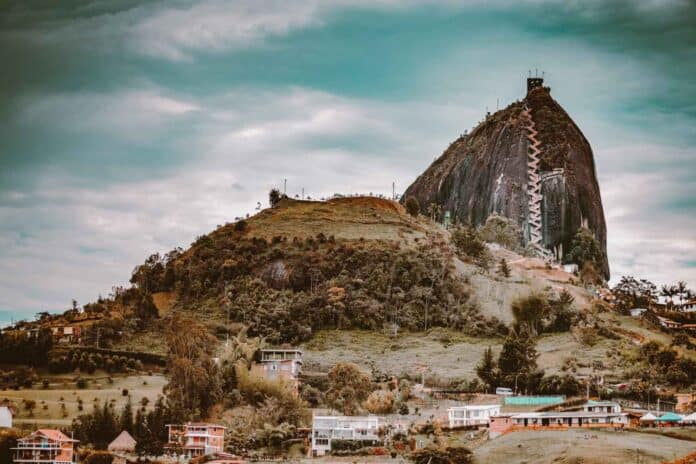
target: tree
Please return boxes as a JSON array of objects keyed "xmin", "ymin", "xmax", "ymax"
[
  {"xmin": 497, "ymin": 329, "xmax": 541, "ymax": 393},
  {"xmin": 565, "ymin": 228, "xmax": 603, "ymax": 276},
  {"xmin": 511, "ymin": 293, "xmax": 548, "ymax": 334},
  {"xmin": 269, "ymin": 188, "xmax": 282, "ymax": 207},
  {"xmin": 24, "ymin": 399, "xmax": 36, "ymax": 417},
  {"xmin": 412, "ymin": 446, "xmax": 473, "ymax": 464},
  {"xmin": 612, "ymin": 276, "xmax": 657, "ymax": 313},
  {"xmin": 475, "ymin": 346, "xmax": 498, "ymax": 390},
  {"xmin": 404, "ymin": 196, "xmax": 420, "ymax": 217},
  {"xmin": 451, "ymin": 226, "xmax": 489, "ymax": 267},
  {"xmin": 326, "ymin": 363, "xmax": 372, "ymax": 415},
  {"xmin": 497, "ymin": 258, "xmax": 511, "ymax": 278},
  {"xmin": 479, "ymin": 213, "xmax": 522, "ymax": 250},
  {"xmin": 119, "ymin": 397, "xmax": 134, "ymax": 434},
  {"xmin": 165, "ymin": 314, "xmax": 223, "ymax": 417}
]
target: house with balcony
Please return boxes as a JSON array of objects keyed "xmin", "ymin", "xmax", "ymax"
[
  {"xmin": 12, "ymin": 429, "xmax": 78, "ymax": 464},
  {"xmin": 165, "ymin": 423, "xmax": 226, "ymax": 458},
  {"xmin": 251, "ymin": 348, "xmax": 303, "ymax": 394},
  {"xmin": 447, "ymin": 404, "xmax": 501, "ymax": 428},
  {"xmin": 311, "ymin": 415, "xmax": 381, "ymax": 456}
]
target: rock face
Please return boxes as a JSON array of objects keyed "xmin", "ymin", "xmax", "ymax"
[{"xmin": 403, "ymin": 80, "xmax": 609, "ymax": 278}]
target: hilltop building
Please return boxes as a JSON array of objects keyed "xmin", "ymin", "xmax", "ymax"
[
  {"xmin": 311, "ymin": 415, "xmax": 381, "ymax": 457},
  {"xmin": 12, "ymin": 429, "xmax": 78, "ymax": 464},
  {"xmin": 166, "ymin": 423, "xmax": 226, "ymax": 458}
]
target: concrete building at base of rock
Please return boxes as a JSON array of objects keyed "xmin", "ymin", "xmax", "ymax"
[
  {"xmin": 0, "ymin": 406, "xmax": 12, "ymax": 428},
  {"xmin": 250, "ymin": 348, "xmax": 303, "ymax": 394},
  {"xmin": 447, "ymin": 405, "xmax": 501, "ymax": 428},
  {"xmin": 165, "ymin": 423, "xmax": 226, "ymax": 458},
  {"xmin": 311, "ymin": 416, "xmax": 381, "ymax": 457},
  {"xmin": 12, "ymin": 429, "xmax": 78, "ymax": 464}
]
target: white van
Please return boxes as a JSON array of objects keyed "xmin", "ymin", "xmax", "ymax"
[{"xmin": 495, "ymin": 387, "xmax": 513, "ymax": 396}]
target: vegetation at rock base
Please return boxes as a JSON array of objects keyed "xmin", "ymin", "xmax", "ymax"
[
  {"xmin": 479, "ymin": 214, "xmax": 523, "ymax": 251},
  {"xmin": 405, "ymin": 196, "xmax": 420, "ymax": 217},
  {"xmin": 565, "ymin": 228, "xmax": 604, "ymax": 283},
  {"xmin": 450, "ymin": 225, "xmax": 490, "ymax": 268}
]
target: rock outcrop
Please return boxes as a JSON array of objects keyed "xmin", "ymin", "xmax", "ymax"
[{"xmin": 403, "ymin": 79, "xmax": 609, "ymax": 278}]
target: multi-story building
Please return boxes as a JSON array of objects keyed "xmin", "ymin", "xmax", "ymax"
[
  {"xmin": 251, "ymin": 348, "xmax": 303, "ymax": 394},
  {"xmin": 12, "ymin": 429, "xmax": 78, "ymax": 464},
  {"xmin": 447, "ymin": 404, "xmax": 502, "ymax": 428},
  {"xmin": 166, "ymin": 423, "xmax": 226, "ymax": 457},
  {"xmin": 311, "ymin": 415, "xmax": 381, "ymax": 456}
]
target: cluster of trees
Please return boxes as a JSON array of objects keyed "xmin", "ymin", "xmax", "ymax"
[
  {"xmin": 612, "ymin": 276, "xmax": 693, "ymax": 314},
  {"xmin": 510, "ymin": 291, "xmax": 575, "ymax": 334},
  {"xmin": 635, "ymin": 341, "xmax": 696, "ymax": 387},
  {"xmin": 147, "ymin": 230, "xmax": 502, "ymax": 344},
  {"xmin": 0, "ymin": 328, "xmax": 53, "ymax": 365},
  {"xmin": 165, "ymin": 314, "xmax": 222, "ymax": 417},
  {"xmin": 0, "ymin": 366, "xmax": 36, "ymax": 389},
  {"xmin": 48, "ymin": 349, "xmax": 144, "ymax": 374},
  {"xmin": 72, "ymin": 396, "xmax": 183, "ymax": 456}
]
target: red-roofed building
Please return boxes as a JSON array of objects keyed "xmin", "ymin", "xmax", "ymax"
[
  {"xmin": 166, "ymin": 423, "xmax": 226, "ymax": 458},
  {"xmin": 12, "ymin": 429, "xmax": 78, "ymax": 464}
]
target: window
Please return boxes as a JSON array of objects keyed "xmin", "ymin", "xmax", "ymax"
[{"xmin": 315, "ymin": 438, "xmax": 329, "ymax": 446}]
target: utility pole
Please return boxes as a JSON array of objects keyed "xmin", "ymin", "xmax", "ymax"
[
  {"xmin": 392, "ymin": 182, "xmax": 395, "ymax": 200},
  {"xmin": 283, "ymin": 179, "xmax": 287, "ymax": 194},
  {"xmin": 302, "ymin": 187, "xmax": 304, "ymax": 200}
]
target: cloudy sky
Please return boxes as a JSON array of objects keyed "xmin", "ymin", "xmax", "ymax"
[{"xmin": 1, "ymin": 0, "xmax": 695, "ymax": 325}]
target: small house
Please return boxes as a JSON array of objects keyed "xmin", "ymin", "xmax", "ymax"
[
  {"xmin": 251, "ymin": 348, "xmax": 303, "ymax": 394},
  {"xmin": 489, "ymin": 415, "xmax": 514, "ymax": 438},
  {"xmin": 108, "ymin": 430, "xmax": 137, "ymax": 453}
]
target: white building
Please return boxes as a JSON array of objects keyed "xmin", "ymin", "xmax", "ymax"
[
  {"xmin": 311, "ymin": 415, "xmax": 381, "ymax": 457},
  {"xmin": 629, "ymin": 308, "xmax": 647, "ymax": 318},
  {"xmin": 0, "ymin": 406, "xmax": 12, "ymax": 428},
  {"xmin": 583, "ymin": 401, "xmax": 621, "ymax": 414},
  {"xmin": 447, "ymin": 404, "xmax": 501, "ymax": 428}
]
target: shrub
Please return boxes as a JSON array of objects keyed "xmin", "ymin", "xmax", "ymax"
[
  {"xmin": 76, "ymin": 377, "xmax": 88, "ymax": 389},
  {"xmin": 451, "ymin": 226, "xmax": 489, "ymax": 267},
  {"xmin": 364, "ymin": 390, "xmax": 395, "ymax": 414},
  {"xmin": 404, "ymin": 196, "xmax": 420, "ymax": 217},
  {"xmin": 326, "ymin": 363, "xmax": 372, "ymax": 415},
  {"xmin": 121, "ymin": 389, "xmax": 129, "ymax": 397},
  {"xmin": 411, "ymin": 446, "xmax": 473, "ymax": 464},
  {"xmin": 234, "ymin": 220, "xmax": 247, "ymax": 232}
]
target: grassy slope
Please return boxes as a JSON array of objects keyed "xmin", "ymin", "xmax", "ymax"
[{"xmin": 3, "ymin": 374, "xmax": 166, "ymax": 428}]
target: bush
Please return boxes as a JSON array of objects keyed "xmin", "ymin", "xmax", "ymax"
[
  {"xmin": 451, "ymin": 226, "xmax": 489, "ymax": 267},
  {"xmin": 404, "ymin": 196, "xmax": 420, "ymax": 217},
  {"xmin": 121, "ymin": 389, "xmax": 129, "ymax": 397},
  {"xmin": 83, "ymin": 451, "xmax": 114, "ymax": 464},
  {"xmin": 411, "ymin": 446, "xmax": 473, "ymax": 464},
  {"xmin": 234, "ymin": 220, "xmax": 247, "ymax": 232},
  {"xmin": 76, "ymin": 377, "xmax": 88, "ymax": 389},
  {"xmin": 364, "ymin": 390, "xmax": 395, "ymax": 414}
]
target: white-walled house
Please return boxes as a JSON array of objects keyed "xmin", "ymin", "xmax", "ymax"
[
  {"xmin": 0, "ymin": 406, "xmax": 12, "ymax": 428},
  {"xmin": 447, "ymin": 404, "xmax": 501, "ymax": 428},
  {"xmin": 311, "ymin": 416, "xmax": 381, "ymax": 456}
]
